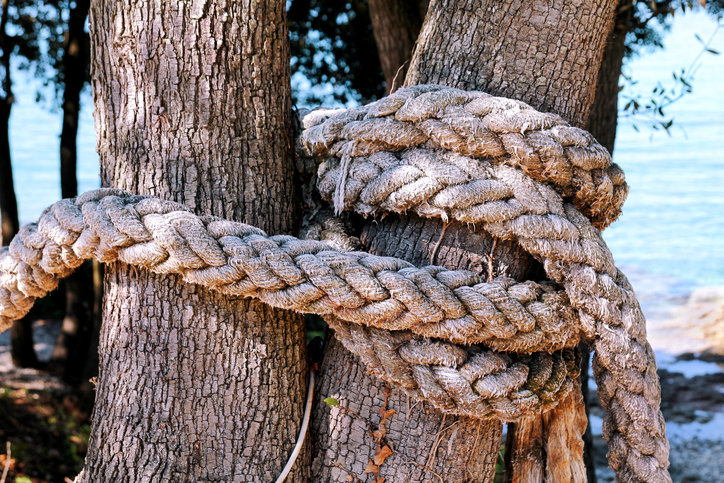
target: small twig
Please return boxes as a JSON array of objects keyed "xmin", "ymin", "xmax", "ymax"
[
  {"xmin": 390, "ymin": 59, "xmax": 410, "ymax": 94},
  {"xmin": 398, "ymin": 454, "xmax": 444, "ymax": 482},
  {"xmin": 1, "ymin": 441, "xmax": 10, "ymax": 483},
  {"xmin": 408, "ymin": 400, "xmax": 422, "ymax": 419},
  {"xmin": 427, "ymin": 415, "xmax": 459, "ymax": 468},
  {"xmin": 486, "ymin": 238, "xmax": 498, "ymax": 281},
  {"xmin": 430, "ymin": 221, "xmax": 449, "ymax": 265}
]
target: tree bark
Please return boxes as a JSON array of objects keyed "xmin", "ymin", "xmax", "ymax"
[
  {"xmin": 585, "ymin": 0, "xmax": 633, "ymax": 154},
  {"xmin": 312, "ymin": 0, "xmax": 616, "ymax": 481},
  {"xmin": 80, "ymin": 1, "xmax": 308, "ymax": 481},
  {"xmin": 367, "ymin": 0, "xmax": 423, "ymax": 93}
]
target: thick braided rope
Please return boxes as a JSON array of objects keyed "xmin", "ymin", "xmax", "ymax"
[
  {"xmin": 0, "ymin": 189, "xmax": 578, "ymax": 354},
  {"xmin": 303, "ymin": 84, "xmax": 628, "ymax": 230},
  {"xmin": 0, "ymin": 189, "xmax": 582, "ymax": 425},
  {"xmin": 301, "ymin": 86, "xmax": 670, "ymax": 482}
]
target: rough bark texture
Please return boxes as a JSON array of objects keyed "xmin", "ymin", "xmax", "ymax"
[
  {"xmin": 405, "ymin": 0, "xmax": 617, "ymax": 128},
  {"xmin": 585, "ymin": 0, "xmax": 633, "ymax": 153},
  {"xmin": 312, "ymin": 1, "xmax": 617, "ymax": 481},
  {"xmin": 312, "ymin": 335, "xmax": 503, "ymax": 482},
  {"xmin": 367, "ymin": 0, "xmax": 423, "ymax": 93},
  {"xmin": 81, "ymin": 1, "xmax": 308, "ymax": 481}
]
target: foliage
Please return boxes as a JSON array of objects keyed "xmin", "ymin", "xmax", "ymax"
[
  {"xmin": 620, "ymin": 21, "xmax": 721, "ymax": 134},
  {"xmin": 287, "ymin": 0, "xmax": 384, "ymax": 106},
  {"xmin": 625, "ymin": 0, "xmax": 723, "ymax": 58},
  {"xmin": 1, "ymin": 0, "xmax": 62, "ymax": 98},
  {"xmin": 0, "ymin": 0, "xmax": 89, "ymax": 107},
  {"xmin": 618, "ymin": 1, "xmax": 722, "ymax": 134}
]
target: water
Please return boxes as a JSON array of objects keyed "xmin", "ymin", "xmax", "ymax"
[
  {"xmin": 5, "ymin": 11, "xmax": 724, "ymax": 338},
  {"xmin": 604, "ymin": 12, "xmax": 724, "ymax": 319},
  {"xmin": 9, "ymin": 80, "xmax": 99, "ymax": 223}
]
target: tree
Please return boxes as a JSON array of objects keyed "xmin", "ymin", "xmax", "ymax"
[
  {"xmin": 28, "ymin": 0, "xmax": 650, "ymax": 481},
  {"xmin": 0, "ymin": 0, "xmax": 59, "ymax": 369},
  {"xmin": 288, "ymin": 0, "xmax": 385, "ymax": 105},
  {"xmin": 77, "ymin": 1, "xmax": 309, "ymax": 480},
  {"xmin": 48, "ymin": 0, "xmax": 98, "ymax": 390},
  {"xmin": 0, "ymin": 0, "xmax": 96, "ymax": 374},
  {"xmin": 309, "ymin": 2, "xmax": 617, "ymax": 481}
]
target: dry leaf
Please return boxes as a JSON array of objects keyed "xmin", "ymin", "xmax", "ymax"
[
  {"xmin": 364, "ymin": 459, "xmax": 379, "ymax": 475},
  {"xmin": 346, "ymin": 475, "xmax": 354, "ymax": 482},
  {"xmin": 372, "ymin": 426, "xmax": 386, "ymax": 442},
  {"xmin": 376, "ymin": 478, "xmax": 386, "ymax": 483},
  {"xmin": 374, "ymin": 444, "xmax": 394, "ymax": 465},
  {"xmin": 380, "ymin": 408, "xmax": 396, "ymax": 425}
]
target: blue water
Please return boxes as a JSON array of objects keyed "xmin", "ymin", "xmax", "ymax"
[
  {"xmin": 5, "ymin": 11, "xmax": 723, "ymax": 312},
  {"xmin": 604, "ymin": 12, "xmax": 724, "ymax": 309}
]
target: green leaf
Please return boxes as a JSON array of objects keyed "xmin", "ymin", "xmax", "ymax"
[
  {"xmin": 324, "ymin": 397, "xmax": 339, "ymax": 407},
  {"xmin": 16, "ymin": 478, "xmax": 33, "ymax": 483},
  {"xmin": 695, "ymin": 33, "xmax": 703, "ymax": 44},
  {"xmin": 706, "ymin": 48, "xmax": 720, "ymax": 55}
]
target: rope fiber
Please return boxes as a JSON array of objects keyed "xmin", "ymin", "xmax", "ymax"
[{"xmin": 0, "ymin": 85, "xmax": 670, "ymax": 482}]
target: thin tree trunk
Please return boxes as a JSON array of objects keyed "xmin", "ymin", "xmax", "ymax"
[
  {"xmin": 585, "ymin": 0, "xmax": 633, "ymax": 154},
  {"xmin": 60, "ymin": 0, "xmax": 89, "ymax": 201},
  {"xmin": 579, "ymin": 4, "xmax": 633, "ymax": 479},
  {"xmin": 0, "ymin": 94, "xmax": 17, "ymax": 246},
  {"xmin": 312, "ymin": 0, "xmax": 617, "ymax": 481},
  {"xmin": 49, "ymin": 0, "xmax": 96, "ymax": 386},
  {"xmin": 367, "ymin": 0, "xmax": 423, "ymax": 93},
  {"xmin": 80, "ymin": 1, "xmax": 308, "ymax": 481},
  {"xmin": 1, "ymin": 0, "xmax": 39, "ymax": 369}
]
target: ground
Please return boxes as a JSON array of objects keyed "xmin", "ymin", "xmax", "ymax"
[
  {"xmin": 1, "ymin": 287, "xmax": 723, "ymax": 482},
  {"xmin": 0, "ymin": 320, "xmax": 91, "ymax": 483}
]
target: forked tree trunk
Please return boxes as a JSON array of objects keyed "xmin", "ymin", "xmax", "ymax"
[
  {"xmin": 311, "ymin": 1, "xmax": 617, "ymax": 481},
  {"xmin": 80, "ymin": 1, "xmax": 308, "ymax": 481}
]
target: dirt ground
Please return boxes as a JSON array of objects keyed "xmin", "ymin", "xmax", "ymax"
[{"xmin": 1, "ymin": 289, "xmax": 723, "ymax": 482}]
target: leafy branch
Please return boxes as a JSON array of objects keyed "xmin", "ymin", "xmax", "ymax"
[{"xmin": 618, "ymin": 21, "xmax": 721, "ymax": 135}]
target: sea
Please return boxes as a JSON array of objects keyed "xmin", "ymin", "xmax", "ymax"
[{"xmin": 5, "ymin": 11, "xmax": 723, "ymax": 354}]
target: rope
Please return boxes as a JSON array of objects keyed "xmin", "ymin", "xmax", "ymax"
[
  {"xmin": 0, "ymin": 85, "xmax": 671, "ymax": 482},
  {"xmin": 302, "ymin": 86, "xmax": 670, "ymax": 482}
]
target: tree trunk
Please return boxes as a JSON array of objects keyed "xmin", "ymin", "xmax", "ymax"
[
  {"xmin": 49, "ymin": 0, "xmax": 96, "ymax": 386},
  {"xmin": 0, "ymin": 100, "xmax": 38, "ymax": 369},
  {"xmin": 578, "ymin": 4, "xmax": 633, "ymax": 480},
  {"xmin": 367, "ymin": 0, "xmax": 423, "ymax": 93},
  {"xmin": 0, "ymin": 100, "xmax": 17, "ymax": 248},
  {"xmin": 80, "ymin": 1, "xmax": 308, "ymax": 481},
  {"xmin": 1, "ymin": 0, "xmax": 40, "ymax": 369},
  {"xmin": 311, "ymin": 0, "xmax": 616, "ymax": 481},
  {"xmin": 60, "ymin": 0, "xmax": 90, "ymax": 201},
  {"xmin": 585, "ymin": 0, "xmax": 633, "ymax": 154}
]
